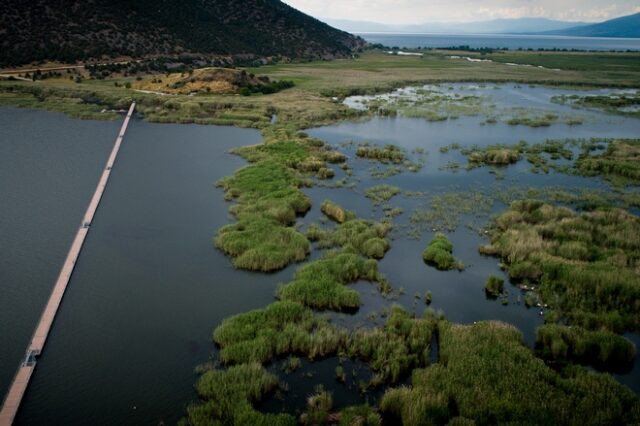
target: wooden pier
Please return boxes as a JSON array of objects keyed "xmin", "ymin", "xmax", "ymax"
[{"xmin": 0, "ymin": 102, "xmax": 136, "ymax": 426}]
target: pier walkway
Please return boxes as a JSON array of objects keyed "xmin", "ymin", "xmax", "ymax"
[{"xmin": 0, "ymin": 102, "xmax": 136, "ymax": 426}]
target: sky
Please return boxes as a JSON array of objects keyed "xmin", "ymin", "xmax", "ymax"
[{"xmin": 282, "ymin": 0, "xmax": 640, "ymax": 24}]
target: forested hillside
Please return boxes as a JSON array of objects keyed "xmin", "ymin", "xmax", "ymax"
[{"xmin": 0, "ymin": 0, "xmax": 365, "ymax": 67}]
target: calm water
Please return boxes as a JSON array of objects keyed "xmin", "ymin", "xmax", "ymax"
[
  {"xmin": 1, "ymin": 83, "xmax": 639, "ymax": 424},
  {"xmin": 0, "ymin": 108, "xmax": 292, "ymax": 425},
  {"xmin": 358, "ymin": 33, "xmax": 640, "ymax": 51},
  {"xmin": 306, "ymin": 83, "xmax": 640, "ymax": 391}
]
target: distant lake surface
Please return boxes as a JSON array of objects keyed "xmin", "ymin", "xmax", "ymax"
[{"xmin": 357, "ymin": 33, "xmax": 640, "ymax": 51}]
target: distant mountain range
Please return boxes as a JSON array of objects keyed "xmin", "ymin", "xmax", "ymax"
[
  {"xmin": 324, "ymin": 13, "xmax": 640, "ymax": 38},
  {"xmin": 323, "ymin": 17, "xmax": 588, "ymax": 35},
  {"xmin": 0, "ymin": 0, "xmax": 365, "ymax": 67},
  {"xmin": 542, "ymin": 13, "xmax": 640, "ymax": 38}
]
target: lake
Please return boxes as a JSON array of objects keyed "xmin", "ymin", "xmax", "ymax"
[
  {"xmin": 0, "ymin": 109, "xmax": 291, "ymax": 425},
  {"xmin": 357, "ymin": 33, "xmax": 640, "ymax": 51},
  {"xmin": 1, "ymin": 82, "xmax": 639, "ymax": 424}
]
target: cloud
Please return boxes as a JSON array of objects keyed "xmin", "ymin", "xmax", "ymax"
[{"xmin": 283, "ymin": 0, "xmax": 640, "ymax": 24}]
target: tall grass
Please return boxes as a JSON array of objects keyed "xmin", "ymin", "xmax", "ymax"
[
  {"xmin": 347, "ymin": 306, "xmax": 437, "ymax": 383},
  {"xmin": 321, "ymin": 200, "xmax": 353, "ymax": 223},
  {"xmin": 307, "ymin": 214, "xmax": 392, "ymax": 260},
  {"xmin": 536, "ymin": 324, "xmax": 636, "ymax": 372},
  {"xmin": 484, "ymin": 200, "xmax": 640, "ymax": 331},
  {"xmin": 380, "ymin": 321, "xmax": 640, "ymax": 425},
  {"xmin": 364, "ymin": 184, "xmax": 402, "ymax": 206},
  {"xmin": 575, "ymin": 139, "xmax": 640, "ymax": 186},
  {"xmin": 182, "ymin": 363, "xmax": 295, "ymax": 426},
  {"xmin": 276, "ymin": 251, "xmax": 380, "ymax": 310},
  {"xmin": 423, "ymin": 233, "xmax": 464, "ymax": 270},
  {"xmin": 215, "ymin": 132, "xmax": 350, "ymax": 272},
  {"xmin": 213, "ymin": 301, "xmax": 346, "ymax": 364}
]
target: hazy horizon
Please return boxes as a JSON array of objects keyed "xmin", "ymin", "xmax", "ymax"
[{"xmin": 282, "ymin": 0, "xmax": 640, "ymax": 25}]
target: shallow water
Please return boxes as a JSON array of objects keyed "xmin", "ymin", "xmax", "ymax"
[
  {"xmin": 307, "ymin": 83, "xmax": 640, "ymax": 392},
  {"xmin": 0, "ymin": 108, "xmax": 289, "ymax": 425}
]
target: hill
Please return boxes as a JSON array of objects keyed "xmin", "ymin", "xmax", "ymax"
[
  {"xmin": 544, "ymin": 13, "xmax": 640, "ymax": 38},
  {"xmin": 0, "ymin": 0, "xmax": 365, "ymax": 67}
]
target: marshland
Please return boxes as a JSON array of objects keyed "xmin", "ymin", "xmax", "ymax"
[{"xmin": 1, "ymin": 49, "xmax": 640, "ymax": 424}]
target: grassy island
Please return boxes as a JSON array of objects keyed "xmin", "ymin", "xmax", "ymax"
[
  {"xmin": 481, "ymin": 200, "xmax": 640, "ymax": 332},
  {"xmin": 423, "ymin": 233, "xmax": 464, "ymax": 271}
]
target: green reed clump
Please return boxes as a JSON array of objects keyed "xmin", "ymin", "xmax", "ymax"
[
  {"xmin": 380, "ymin": 321, "xmax": 640, "ymax": 426},
  {"xmin": 507, "ymin": 112, "xmax": 558, "ymax": 127},
  {"xmin": 575, "ymin": 139, "xmax": 640, "ymax": 185},
  {"xmin": 467, "ymin": 148, "xmax": 520, "ymax": 166},
  {"xmin": 356, "ymin": 144, "xmax": 405, "ymax": 164},
  {"xmin": 213, "ymin": 301, "xmax": 346, "ymax": 364},
  {"xmin": 216, "ymin": 215, "xmax": 310, "ymax": 272},
  {"xmin": 276, "ymin": 251, "xmax": 381, "ymax": 310},
  {"xmin": 553, "ymin": 93, "xmax": 640, "ymax": 118},
  {"xmin": 307, "ymin": 216, "xmax": 391, "ymax": 259},
  {"xmin": 347, "ymin": 306, "xmax": 437, "ymax": 383},
  {"xmin": 182, "ymin": 363, "xmax": 295, "ymax": 426},
  {"xmin": 321, "ymin": 200, "xmax": 354, "ymax": 223},
  {"xmin": 483, "ymin": 200, "xmax": 640, "ymax": 331},
  {"xmin": 338, "ymin": 405, "xmax": 381, "ymax": 426},
  {"xmin": 301, "ymin": 386, "xmax": 333, "ymax": 425},
  {"xmin": 423, "ymin": 233, "xmax": 464, "ymax": 271},
  {"xmin": 484, "ymin": 275, "xmax": 504, "ymax": 298},
  {"xmin": 214, "ymin": 127, "xmax": 350, "ymax": 272},
  {"xmin": 536, "ymin": 324, "xmax": 636, "ymax": 371},
  {"xmin": 364, "ymin": 184, "xmax": 401, "ymax": 205},
  {"xmin": 410, "ymin": 190, "xmax": 494, "ymax": 233},
  {"xmin": 215, "ymin": 159, "xmax": 312, "ymax": 271}
]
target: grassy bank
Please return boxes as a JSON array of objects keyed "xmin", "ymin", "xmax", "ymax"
[{"xmin": 2, "ymin": 50, "xmax": 640, "ymax": 129}]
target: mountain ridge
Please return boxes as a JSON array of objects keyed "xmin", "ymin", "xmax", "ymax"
[
  {"xmin": 323, "ymin": 17, "xmax": 588, "ymax": 35},
  {"xmin": 0, "ymin": 0, "xmax": 365, "ymax": 67},
  {"xmin": 541, "ymin": 13, "xmax": 640, "ymax": 38}
]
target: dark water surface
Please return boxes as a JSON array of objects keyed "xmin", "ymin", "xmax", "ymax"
[
  {"xmin": 358, "ymin": 32, "xmax": 640, "ymax": 51},
  {"xmin": 0, "ymin": 108, "xmax": 292, "ymax": 425}
]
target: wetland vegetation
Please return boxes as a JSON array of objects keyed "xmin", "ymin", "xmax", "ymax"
[
  {"xmin": 1, "ymin": 47, "xmax": 639, "ymax": 425},
  {"xmin": 481, "ymin": 200, "xmax": 640, "ymax": 332},
  {"xmin": 422, "ymin": 234, "xmax": 464, "ymax": 271}
]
